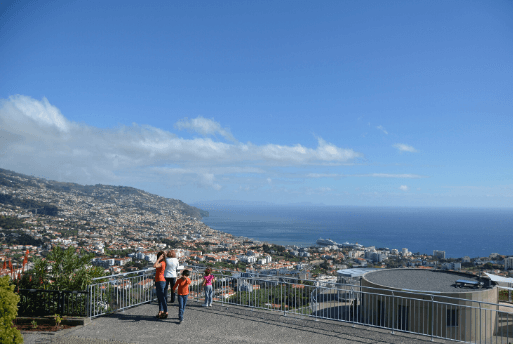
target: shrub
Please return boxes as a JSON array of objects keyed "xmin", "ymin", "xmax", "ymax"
[
  {"xmin": 54, "ymin": 314, "xmax": 62, "ymax": 327},
  {"xmin": 0, "ymin": 276, "xmax": 23, "ymax": 343},
  {"xmin": 32, "ymin": 246, "xmax": 105, "ymax": 290}
]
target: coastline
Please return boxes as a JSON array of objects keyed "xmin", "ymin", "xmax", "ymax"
[{"xmin": 199, "ymin": 204, "xmax": 513, "ymax": 259}]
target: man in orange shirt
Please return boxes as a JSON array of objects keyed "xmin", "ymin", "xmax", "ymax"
[{"xmin": 172, "ymin": 269, "xmax": 191, "ymax": 323}]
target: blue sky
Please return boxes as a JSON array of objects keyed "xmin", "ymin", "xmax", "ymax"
[{"xmin": 0, "ymin": 0, "xmax": 512, "ymax": 208}]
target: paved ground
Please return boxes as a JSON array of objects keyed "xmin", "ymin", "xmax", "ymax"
[{"xmin": 23, "ymin": 301, "xmax": 455, "ymax": 344}]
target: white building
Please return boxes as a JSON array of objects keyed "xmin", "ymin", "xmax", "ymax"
[
  {"xmin": 371, "ymin": 252, "xmax": 384, "ymax": 263},
  {"xmin": 441, "ymin": 262, "xmax": 461, "ymax": 270},
  {"xmin": 433, "ymin": 250, "xmax": 446, "ymax": 259},
  {"xmin": 239, "ymin": 255, "xmax": 257, "ymax": 264},
  {"xmin": 505, "ymin": 257, "xmax": 513, "ymax": 270},
  {"xmin": 144, "ymin": 252, "xmax": 157, "ymax": 262}
]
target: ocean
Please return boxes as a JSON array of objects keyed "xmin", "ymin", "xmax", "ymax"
[{"xmin": 198, "ymin": 205, "xmax": 513, "ymax": 259}]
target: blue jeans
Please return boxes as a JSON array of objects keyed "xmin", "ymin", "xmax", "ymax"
[
  {"xmin": 204, "ymin": 285, "xmax": 213, "ymax": 306},
  {"xmin": 164, "ymin": 277, "xmax": 176, "ymax": 303},
  {"xmin": 178, "ymin": 294, "xmax": 188, "ymax": 321},
  {"xmin": 155, "ymin": 281, "xmax": 167, "ymax": 313}
]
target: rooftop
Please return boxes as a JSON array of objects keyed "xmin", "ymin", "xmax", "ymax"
[
  {"xmin": 337, "ymin": 267, "xmax": 381, "ymax": 278},
  {"xmin": 363, "ymin": 269, "xmax": 489, "ymax": 293},
  {"xmin": 22, "ymin": 302, "xmax": 454, "ymax": 344}
]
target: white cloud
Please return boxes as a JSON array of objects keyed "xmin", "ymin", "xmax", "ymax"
[
  {"xmin": 306, "ymin": 173, "xmax": 426, "ymax": 179},
  {"xmin": 256, "ymin": 138, "xmax": 361, "ymax": 164},
  {"xmin": 0, "ymin": 95, "xmax": 362, "ymax": 191},
  {"xmin": 366, "ymin": 173, "xmax": 423, "ymax": 178},
  {"xmin": 399, "ymin": 185, "xmax": 409, "ymax": 191},
  {"xmin": 201, "ymin": 173, "xmax": 222, "ymax": 190},
  {"xmin": 175, "ymin": 116, "xmax": 236, "ymax": 142},
  {"xmin": 0, "ymin": 95, "xmax": 70, "ymax": 133},
  {"xmin": 304, "ymin": 186, "xmax": 333, "ymax": 195},
  {"xmin": 376, "ymin": 125, "xmax": 388, "ymax": 135},
  {"xmin": 393, "ymin": 143, "xmax": 418, "ymax": 153},
  {"xmin": 266, "ymin": 178, "xmax": 272, "ymax": 184},
  {"xmin": 307, "ymin": 173, "xmax": 340, "ymax": 178}
]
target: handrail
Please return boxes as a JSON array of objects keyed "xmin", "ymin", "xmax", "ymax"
[{"xmin": 86, "ymin": 265, "xmax": 512, "ymax": 343}]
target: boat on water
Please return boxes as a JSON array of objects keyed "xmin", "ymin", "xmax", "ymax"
[{"xmin": 316, "ymin": 238, "xmax": 338, "ymax": 246}]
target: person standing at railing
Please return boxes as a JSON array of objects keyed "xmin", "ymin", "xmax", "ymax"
[
  {"xmin": 153, "ymin": 251, "xmax": 168, "ymax": 319},
  {"xmin": 201, "ymin": 268, "xmax": 215, "ymax": 307},
  {"xmin": 172, "ymin": 269, "xmax": 191, "ymax": 324},
  {"xmin": 164, "ymin": 250, "xmax": 179, "ymax": 304}
]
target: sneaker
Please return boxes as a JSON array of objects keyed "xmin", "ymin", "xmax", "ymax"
[
  {"xmin": 208, "ymin": 304, "xmax": 212, "ymax": 307},
  {"xmin": 201, "ymin": 304, "xmax": 207, "ymax": 307}
]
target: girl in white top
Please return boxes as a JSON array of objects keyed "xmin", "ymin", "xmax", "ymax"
[{"xmin": 164, "ymin": 250, "xmax": 180, "ymax": 303}]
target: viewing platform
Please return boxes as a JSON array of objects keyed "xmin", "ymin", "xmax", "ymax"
[
  {"xmin": 23, "ymin": 301, "xmax": 455, "ymax": 344},
  {"xmin": 18, "ymin": 267, "xmax": 513, "ymax": 343}
]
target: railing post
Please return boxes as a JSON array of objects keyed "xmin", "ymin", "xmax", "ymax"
[
  {"xmin": 280, "ymin": 282, "xmax": 283, "ymax": 315},
  {"xmin": 86, "ymin": 286, "xmax": 90, "ymax": 318},
  {"xmin": 59, "ymin": 291, "xmax": 65, "ymax": 316},
  {"xmin": 391, "ymin": 291, "xmax": 395, "ymax": 334},
  {"xmin": 351, "ymin": 287, "xmax": 355, "ymax": 328},
  {"xmin": 219, "ymin": 273, "xmax": 223, "ymax": 307},
  {"xmin": 479, "ymin": 302, "xmax": 482, "ymax": 344},
  {"xmin": 431, "ymin": 295, "xmax": 434, "ymax": 342},
  {"xmin": 283, "ymin": 283, "xmax": 287, "ymax": 316}
]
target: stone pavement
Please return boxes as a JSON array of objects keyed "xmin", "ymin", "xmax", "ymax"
[{"xmin": 23, "ymin": 301, "xmax": 455, "ymax": 344}]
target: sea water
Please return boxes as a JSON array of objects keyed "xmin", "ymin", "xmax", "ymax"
[{"xmin": 199, "ymin": 205, "xmax": 513, "ymax": 258}]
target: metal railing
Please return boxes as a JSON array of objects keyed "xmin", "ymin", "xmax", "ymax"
[
  {"xmin": 88, "ymin": 269, "xmax": 157, "ymax": 318},
  {"xmin": 186, "ymin": 266, "xmax": 513, "ymax": 344},
  {"xmin": 17, "ymin": 289, "xmax": 89, "ymax": 317},
  {"xmin": 86, "ymin": 266, "xmax": 513, "ymax": 343}
]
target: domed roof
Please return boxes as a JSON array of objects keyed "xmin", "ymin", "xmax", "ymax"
[{"xmin": 363, "ymin": 269, "xmax": 489, "ymax": 293}]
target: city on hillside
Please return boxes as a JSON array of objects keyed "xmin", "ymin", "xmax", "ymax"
[{"xmin": 1, "ymin": 168, "xmax": 513, "ymax": 285}]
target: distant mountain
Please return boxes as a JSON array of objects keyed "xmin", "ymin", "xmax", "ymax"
[
  {"xmin": 0, "ymin": 168, "xmax": 208, "ymax": 219},
  {"xmin": 192, "ymin": 200, "xmax": 327, "ymax": 208},
  {"xmin": 192, "ymin": 200, "xmax": 276, "ymax": 207},
  {"xmin": 286, "ymin": 201, "xmax": 326, "ymax": 207}
]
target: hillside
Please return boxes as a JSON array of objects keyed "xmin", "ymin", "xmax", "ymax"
[{"xmin": 0, "ymin": 168, "xmax": 208, "ymax": 220}]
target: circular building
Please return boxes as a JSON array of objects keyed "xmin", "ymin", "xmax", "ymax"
[{"xmin": 360, "ymin": 269, "xmax": 497, "ymax": 342}]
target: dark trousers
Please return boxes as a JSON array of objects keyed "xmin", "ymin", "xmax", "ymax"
[
  {"xmin": 155, "ymin": 281, "xmax": 167, "ymax": 313},
  {"xmin": 164, "ymin": 277, "xmax": 176, "ymax": 303}
]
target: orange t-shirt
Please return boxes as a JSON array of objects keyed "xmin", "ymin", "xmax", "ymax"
[
  {"xmin": 155, "ymin": 261, "xmax": 166, "ymax": 282},
  {"xmin": 172, "ymin": 277, "xmax": 191, "ymax": 295}
]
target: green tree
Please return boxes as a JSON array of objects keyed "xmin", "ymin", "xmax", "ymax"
[
  {"xmin": 319, "ymin": 260, "xmax": 330, "ymax": 270},
  {"xmin": 482, "ymin": 262, "xmax": 493, "ymax": 270},
  {"xmin": 32, "ymin": 246, "xmax": 105, "ymax": 290},
  {"xmin": 0, "ymin": 276, "xmax": 23, "ymax": 343}
]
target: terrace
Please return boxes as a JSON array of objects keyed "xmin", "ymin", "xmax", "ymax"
[
  {"xmin": 19, "ymin": 267, "xmax": 513, "ymax": 344},
  {"xmin": 23, "ymin": 302, "xmax": 455, "ymax": 344}
]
